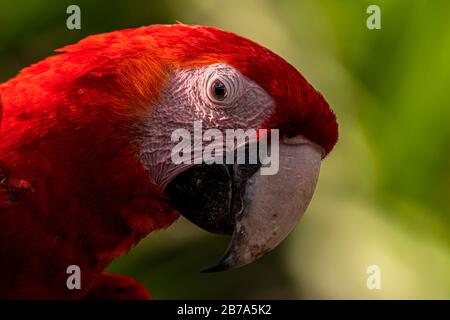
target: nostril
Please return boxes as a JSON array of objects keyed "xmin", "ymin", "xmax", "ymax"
[
  {"xmin": 282, "ymin": 134, "xmax": 326, "ymax": 159},
  {"xmin": 282, "ymin": 134, "xmax": 310, "ymax": 145}
]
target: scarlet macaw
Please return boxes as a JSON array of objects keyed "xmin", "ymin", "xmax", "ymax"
[{"xmin": 0, "ymin": 24, "xmax": 338, "ymax": 299}]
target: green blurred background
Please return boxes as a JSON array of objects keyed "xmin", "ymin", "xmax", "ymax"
[{"xmin": 1, "ymin": 0, "xmax": 449, "ymax": 299}]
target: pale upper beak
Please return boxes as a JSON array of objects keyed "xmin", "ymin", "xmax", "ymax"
[{"xmin": 202, "ymin": 135, "xmax": 324, "ymax": 272}]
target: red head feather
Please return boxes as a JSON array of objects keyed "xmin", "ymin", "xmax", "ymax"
[{"xmin": 47, "ymin": 24, "xmax": 338, "ymax": 153}]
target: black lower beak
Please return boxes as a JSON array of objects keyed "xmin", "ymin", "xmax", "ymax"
[{"xmin": 165, "ymin": 163, "xmax": 260, "ymax": 235}]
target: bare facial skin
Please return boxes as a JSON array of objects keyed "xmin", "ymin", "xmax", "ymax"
[{"xmin": 137, "ymin": 63, "xmax": 274, "ymax": 187}]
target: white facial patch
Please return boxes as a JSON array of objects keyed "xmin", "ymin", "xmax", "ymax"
[{"xmin": 135, "ymin": 63, "xmax": 275, "ymax": 187}]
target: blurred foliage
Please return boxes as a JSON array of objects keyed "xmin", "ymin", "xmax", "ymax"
[{"xmin": 1, "ymin": 0, "xmax": 449, "ymax": 298}]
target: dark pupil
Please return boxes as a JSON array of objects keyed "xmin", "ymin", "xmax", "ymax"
[{"xmin": 212, "ymin": 80, "xmax": 227, "ymax": 100}]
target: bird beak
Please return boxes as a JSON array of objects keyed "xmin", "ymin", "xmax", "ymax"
[
  {"xmin": 165, "ymin": 135, "xmax": 323, "ymax": 272},
  {"xmin": 202, "ymin": 135, "xmax": 323, "ymax": 272}
]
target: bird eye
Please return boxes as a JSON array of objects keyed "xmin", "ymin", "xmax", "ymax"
[
  {"xmin": 210, "ymin": 79, "xmax": 228, "ymax": 101},
  {"xmin": 204, "ymin": 65, "xmax": 243, "ymax": 107}
]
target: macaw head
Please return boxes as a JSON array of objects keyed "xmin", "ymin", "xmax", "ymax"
[
  {"xmin": 8, "ymin": 24, "xmax": 337, "ymax": 272},
  {"xmin": 131, "ymin": 25, "xmax": 339, "ymax": 271}
]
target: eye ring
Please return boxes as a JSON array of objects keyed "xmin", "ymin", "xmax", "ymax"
[
  {"xmin": 204, "ymin": 65, "xmax": 243, "ymax": 107},
  {"xmin": 209, "ymin": 79, "xmax": 228, "ymax": 101}
]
